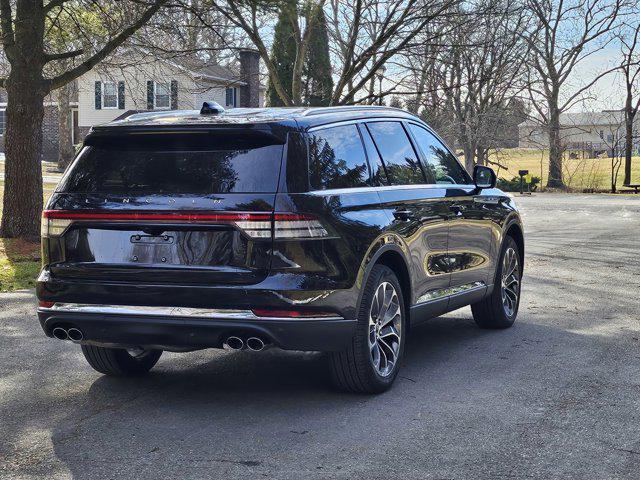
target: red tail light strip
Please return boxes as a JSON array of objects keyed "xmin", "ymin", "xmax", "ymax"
[
  {"xmin": 41, "ymin": 210, "xmax": 329, "ymax": 239},
  {"xmin": 42, "ymin": 210, "xmax": 274, "ymax": 222}
]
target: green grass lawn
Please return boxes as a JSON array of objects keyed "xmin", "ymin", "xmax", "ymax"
[
  {"xmin": 489, "ymin": 148, "xmax": 640, "ymax": 191},
  {"xmin": 0, "ymin": 238, "xmax": 42, "ymax": 292}
]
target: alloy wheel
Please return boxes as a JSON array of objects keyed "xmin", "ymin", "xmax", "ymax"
[
  {"xmin": 501, "ymin": 247, "xmax": 520, "ymax": 317},
  {"xmin": 368, "ymin": 281, "xmax": 402, "ymax": 377}
]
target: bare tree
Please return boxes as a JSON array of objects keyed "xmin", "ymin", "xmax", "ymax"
[
  {"xmin": 442, "ymin": 0, "xmax": 529, "ymax": 172},
  {"xmin": 618, "ymin": 20, "xmax": 640, "ymax": 186},
  {"xmin": 327, "ymin": 0, "xmax": 458, "ymax": 105},
  {"xmin": 202, "ymin": 0, "xmax": 459, "ymax": 106},
  {"xmin": 200, "ymin": 0, "xmax": 325, "ymax": 106},
  {"xmin": 399, "ymin": 0, "xmax": 528, "ymax": 172},
  {"xmin": 523, "ymin": 0, "xmax": 627, "ymax": 189},
  {"xmin": 0, "ymin": 0, "xmax": 168, "ymax": 239}
]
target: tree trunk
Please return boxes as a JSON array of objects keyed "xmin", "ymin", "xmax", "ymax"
[
  {"xmin": 623, "ymin": 99, "xmax": 634, "ymax": 186},
  {"xmin": 1, "ymin": 82, "xmax": 46, "ymax": 239},
  {"xmin": 1, "ymin": 0, "xmax": 47, "ymax": 239},
  {"xmin": 475, "ymin": 146, "xmax": 486, "ymax": 166},
  {"xmin": 57, "ymin": 84, "xmax": 74, "ymax": 171},
  {"xmin": 463, "ymin": 142, "xmax": 474, "ymax": 173},
  {"xmin": 546, "ymin": 107, "xmax": 565, "ymax": 189}
]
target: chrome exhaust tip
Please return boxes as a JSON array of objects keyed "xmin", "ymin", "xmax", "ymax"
[
  {"xmin": 224, "ymin": 336, "xmax": 244, "ymax": 350},
  {"xmin": 67, "ymin": 328, "xmax": 84, "ymax": 342},
  {"xmin": 52, "ymin": 327, "xmax": 68, "ymax": 341},
  {"xmin": 246, "ymin": 337, "xmax": 266, "ymax": 352}
]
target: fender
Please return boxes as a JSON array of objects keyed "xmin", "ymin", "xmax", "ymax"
[
  {"xmin": 487, "ymin": 212, "xmax": 524, "ymax": 294},
  {"xmin": 354, "ymin": 238, "xmax": 412, "ymax": 318}
]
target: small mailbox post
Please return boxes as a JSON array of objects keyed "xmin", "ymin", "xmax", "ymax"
[{"xmin": 518, "ymin": 169, "xmax": 529, "ymax": 195}]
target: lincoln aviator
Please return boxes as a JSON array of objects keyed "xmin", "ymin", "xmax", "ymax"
[{"xmin": 37, "ymin": 104, "xmax": 524, "ymax": 393}]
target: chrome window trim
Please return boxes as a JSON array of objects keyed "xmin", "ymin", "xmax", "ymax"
[
  {"xmin": 307, "ymin": 183, "xmax": 476, "ymax": 196},
  {"xmin": 306, "ymin": 117, "xmax": 477, "ymax": 193}
]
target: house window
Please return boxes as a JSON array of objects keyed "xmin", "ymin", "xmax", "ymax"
[
  {"xmin": 599, "ymin": 130, "xmax": 604, "ymax": 140},
  {"xmin": 225, "ymin": 87, "xmax": 236, "ymax": 108},
  {"xmin": 0, "ymin": 110, "xmax": 5, "ymax": 136},
  {"xmin": 102, "ymin": 82, "xmax": 118, "ymax": 109},
  {"xmin": 154, "ymin": 82, "xmax": 171, "ymax": 109}
]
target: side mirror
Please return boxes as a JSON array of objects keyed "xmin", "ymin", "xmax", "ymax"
[{"xmin": 473, "ymin": 165, "xmax": 496, "ymax": 190}]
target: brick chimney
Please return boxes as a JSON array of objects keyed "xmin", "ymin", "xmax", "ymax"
[{"xmin": 239, "ymin": 49, "xmax": 261, "ymax": 108}]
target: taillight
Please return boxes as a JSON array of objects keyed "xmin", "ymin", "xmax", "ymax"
[
  {"xmin": 273, "ymin": 213, "xmax": 329, "ymax": 239},
  {"xmin": 41, "ymin": 210, "xmax": 330, "ymax": 240},
  {"xmin": 41, "ymin": 212, "xmax": 72, "ymax": 237}
]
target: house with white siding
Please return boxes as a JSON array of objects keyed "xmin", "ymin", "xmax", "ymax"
[
  {"xmin": 518, "ymin": 110, "xmax": 640, "ymax": 157},
  {"xmin": 0, "ymin": 49, "xmax": 264, "ymax": 161}
]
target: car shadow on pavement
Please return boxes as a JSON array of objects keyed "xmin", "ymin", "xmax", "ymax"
[{"xmin": 44, "ymin": 314, "xmax": 586, "ymax": 479}]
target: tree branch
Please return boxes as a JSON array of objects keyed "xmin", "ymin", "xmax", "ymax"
[
  {"xmin": 47, "ymin": 0, "xmax": 168, "ymax": 91},
  {"xmin": 44, "ymin": 48, "xmax": 84, "ymax": 63},
  {"xmin": 44, "ymin": 0, "xmax": 71, "ymax": 13}
]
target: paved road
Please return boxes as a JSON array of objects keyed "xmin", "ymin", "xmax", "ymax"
[{"xmin": 1, "ymin": 193, "xmax": 640, "ymax": 479}]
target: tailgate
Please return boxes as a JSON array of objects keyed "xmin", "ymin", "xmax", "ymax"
[{"xmin": 43, "ymin": 131, "xmax": 284, "ymax": 286}]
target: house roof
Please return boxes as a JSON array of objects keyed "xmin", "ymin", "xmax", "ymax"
[
  {"xmin": 519, "ymin": 110, "xmax": 626, "ymax": 128},
  {"xmin": 164, "ymin": 57, "xmax": 246, "ymax": 86}
]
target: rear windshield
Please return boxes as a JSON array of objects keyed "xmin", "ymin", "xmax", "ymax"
[{"xmin": 58, "ymin": 136, "xmax": 284, "ymax": 194}]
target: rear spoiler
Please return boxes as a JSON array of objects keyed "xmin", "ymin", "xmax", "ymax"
[{"xmin": 85, "ymin": 125, "xmax": 287, "ymax": 149}]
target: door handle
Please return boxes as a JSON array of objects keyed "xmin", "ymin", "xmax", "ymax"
[{"xmin": 393, "ymin": 209, "xmax": 412, "ymax": 221}]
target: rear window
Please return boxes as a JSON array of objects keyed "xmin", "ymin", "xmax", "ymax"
[
  {"xmin": 308, "ymin": 124, "xmax": 370, "ymax": 190},
  {"xmin": 58, "ymin": 138, "xmax": 284, "ymax": 194}
]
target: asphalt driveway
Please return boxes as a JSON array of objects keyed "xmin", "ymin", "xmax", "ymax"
[{"xmin": 1, "ymin": 193, "xmax": 640, "ymax": 479}]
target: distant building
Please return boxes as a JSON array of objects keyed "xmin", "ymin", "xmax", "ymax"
[
  {"xmin": 518, "ymin": 110, "xmax": 640, "ymax": 157},
  {"xmin": 0, "ymin": 49, "xmax": 264, "ymax": 161}
]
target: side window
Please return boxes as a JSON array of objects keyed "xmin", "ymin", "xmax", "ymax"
[
  {"xmin": 308, "ymin": 124, "xmax": 370, "ymax": 190},
  {"xmin": 408, "ymin": 124, "xmax": 470, "ymax": 185},
  {"xmin": 366, "ymin": 121, "xmax": 425, "ymax": 185},
  {"xmin": 359, "ymin": 125, "xmax": 389, "ymax": 186}
]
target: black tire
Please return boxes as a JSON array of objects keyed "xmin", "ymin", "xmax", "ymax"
[
  {"xmin": 471, "ymin": 235, "xmax": 522, "ymax": 329},
  {"xmin": 330, "ymin": 265, "xmax": 406, "ymax": 394},
  {"xmin": 81, "ymin": 345, "xmax": 162, "ymax": 376}
]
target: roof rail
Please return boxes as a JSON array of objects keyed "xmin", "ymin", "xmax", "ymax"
[{"xmin": 301, "ymin": 105, "xmax": 409, "ymax": 117}]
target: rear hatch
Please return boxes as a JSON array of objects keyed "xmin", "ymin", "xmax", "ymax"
[{"xmin": 43, "ymin": 129, "xmax": 285, "ymax": 285}]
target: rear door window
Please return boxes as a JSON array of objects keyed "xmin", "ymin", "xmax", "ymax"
[
  {"xmin": 408, "ymin": 124, "xmax": 470, "ymax": 185},
  {"xmin": 359, "ymin": 125, "xmax": 389, "ymax": 186},
  {"xmin": 365, "ymin": 121, "xmax": 426, "ymax": 185},
  {"xmin": 58, "ymin": 136, "xmax": 284, "ymax": 194},
  {"xmin": 308, "ymin": 124, "xmax": 370, "ymax": 190}
]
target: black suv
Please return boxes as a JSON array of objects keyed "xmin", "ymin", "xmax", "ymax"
[{"xmin": 37, "ymin": 105, "xmax": 523, "ymax": 393}]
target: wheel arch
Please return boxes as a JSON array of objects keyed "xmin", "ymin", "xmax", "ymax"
[
  {"xmin": 359, "ymin": 245, "xmax": 413, "ymax": 325},
  {"xmin": 504, "ymin": 220, "xmax": 525, "ymax": 268}
]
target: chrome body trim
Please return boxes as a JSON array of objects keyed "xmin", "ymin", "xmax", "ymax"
[
  {"xmin": 414, "ymin": 281, "xmax": 486, "ymax": 306},
  {"xmin": 38, "ymin": 303, "xmax": 343, "ymax": 321}
]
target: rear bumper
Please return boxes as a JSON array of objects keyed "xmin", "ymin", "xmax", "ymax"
[{"xmin": 37, "ymin": 305, "xmax": 357, "ymax": 352}]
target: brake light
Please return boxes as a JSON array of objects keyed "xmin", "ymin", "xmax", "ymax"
[
  {"xmin": 251, "ymin": 308, "xmax": 337, "ymax": 318},
  {"xmin": 273, "ymin": 213, "xmax": 329, "ymax": 239},
  {"xmin": 38, "ymin": 300, "xmax": 55, "ymax": 308},
  {"xmin": 41, "ymin": 210, "xmax": 330, "ymax": 240},
  {"xmin": 41, "ymin": 213, "xmax": 72, "ymax": 237}
]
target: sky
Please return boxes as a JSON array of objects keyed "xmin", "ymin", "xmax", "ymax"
[{"xmin": 568, "ymin": 44, "xmax": 628, "ymax": 112}]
